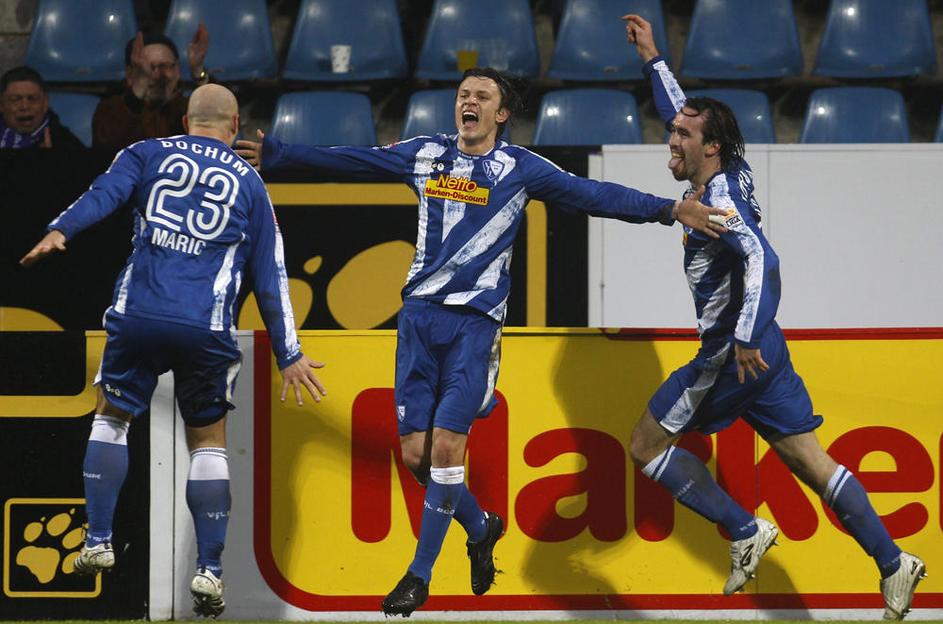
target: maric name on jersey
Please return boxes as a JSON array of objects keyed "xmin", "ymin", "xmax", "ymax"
[
  {"xmin": 159, "ymin": 139, "xmax": 250, "ymax": 177},
  {"xmin": 423, "ymin": 174, "xmax": 490, "ymax": 205},
  {"xmin": 151, "ymin": 225, "xmax": 206, "ymax": 255}
]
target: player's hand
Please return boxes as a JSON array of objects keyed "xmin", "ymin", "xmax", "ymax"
[
  {"xmin": 734, "ymin": 343, "xmax": 769, "ymax": 384},
  {"xmin": 235, "ymin": 129, "xmax": 264, "ymax": 170},
  {"xmin": 19, "ymin": 230, "xmax": 67, "ymax": 267},
  {"xmin": 673, "ymin": 186, "xmax": 728, "ymax": 238},
  {"xmin": 622, "ymin": 14, "xmax": 659, "ymax": 62},
  {"xmin": 187, "ymin": 23, "xmax": 209, "ymax": 80},
  {"xmin": 280, "ymin": 354, "xmax": 326, "ymax": 406}
]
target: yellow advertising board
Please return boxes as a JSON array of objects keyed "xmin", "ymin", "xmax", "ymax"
[{"xmin": 253, "ymin": 328, "xmax": 943, "ymax": 612}]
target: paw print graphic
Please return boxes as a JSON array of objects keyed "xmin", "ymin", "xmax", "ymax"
[{"xmin": 15, "ymin": 507, "xmax": 86, "ymax": 583}]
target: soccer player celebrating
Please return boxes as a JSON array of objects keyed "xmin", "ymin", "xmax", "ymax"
[
  {"xmin": 238, "ymin": 67, "xmax": 728, "ymax": 617},
  {"xmin": 21, "ymin": 84, "xmax": 326, "ymax": 618},
  {"xmin": 622, "ymin": 14, "xmax": 925, "ymax": 620}
]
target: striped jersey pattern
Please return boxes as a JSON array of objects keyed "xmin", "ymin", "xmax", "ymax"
[
  {"xmin": 644, "ymin": 56, "xmax": 782, "ymax": 351},
  {"xmin": 264, "ymin": 134, "xmax": 677, "ymax": 322}
]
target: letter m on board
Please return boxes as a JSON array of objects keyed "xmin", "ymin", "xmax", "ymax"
[{"xmin": 350, "ymin": 388, "xmax": 508, "ymax": 542}]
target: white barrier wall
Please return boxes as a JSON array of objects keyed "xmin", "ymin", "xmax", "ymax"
[{"xmin": 589, "ymin": 144, "xmax": 943, "ymax": 328}]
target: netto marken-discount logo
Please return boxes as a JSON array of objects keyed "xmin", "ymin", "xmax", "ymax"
[{"xmin": 423, "ymin": 175, "xmax": 490, "ymax": 205}]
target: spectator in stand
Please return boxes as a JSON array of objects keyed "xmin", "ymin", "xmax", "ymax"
[
  {"xmin": 0, "ymin": 66, "xmax": 84, "ymax": 150},
  {"xmin": 93, "ymin": 26, "xmax": 210, "ymax": 150}
]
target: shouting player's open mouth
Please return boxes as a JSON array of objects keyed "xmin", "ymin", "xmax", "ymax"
[{"xmin": 461, "ymin": 110, "xmax": 479, "ymax": 131}]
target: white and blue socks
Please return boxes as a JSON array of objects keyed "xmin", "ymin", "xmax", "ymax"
[
  {"xmin": 824, "ymin": 464, "xmax": 902, "ymax": 578},
  {"xmin": 407, "ymin": 466, "xmax": 465, "ymax": 583},
  {"xmin": 186, "ymin": 447, "xmax": 231, "ymax": 578},
  {"xmin": 83, "ymin": 415, "xmax": 130, "ymax": 546},
  {"xmin": 643, "ymin": 445, "xmax": 757, "ymax": 541}
]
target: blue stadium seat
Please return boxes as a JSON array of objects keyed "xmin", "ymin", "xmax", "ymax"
[
  {"xmin": 24, "ymin": 0, "xmax": 137, "ymax": 82},
  {"xmin": 686, "ymin": 89, "xmax": 775, "ymax": 144},
  {"xmin": 47, "ymin": 92, "xmax": 99, "ymax": 147},
  {"xmin": 271, "ymin": 92, "xmax": 376, "ymax": 146},
  {"xmin": 548, "ymin": 0, "xmax": 669, "ymax": 81},
  {"xmin": 800, "ymin": 87, "xmax": 909, "ymax": 143},
  {"xmin": 532, "ymin": 89, "xmax": 641, "ymax": 146},
  {"xmin": 164, "ymin": 0, "xmax": 277, "ymax": 81},
  {"xmin": 401, "ymin": 90, "xmax": 457, "ymax": 139},
  {"xmin": 813, "ymin": 0, "xmax": 936, "ymax": 78},
  {"xmin": 282, "ymin": 0, "xmax": 408, "ymax": 81},
  {"xmin": 681, "ymin": 0, "xmax": 802, "ymax": 80},
  {"xmin": 416, "ymin": 0, "xmax": 540, "ymax": 80}
]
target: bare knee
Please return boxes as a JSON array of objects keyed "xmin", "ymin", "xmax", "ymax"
[
  {"xmin": 400, "ymin": 431, "xmax": 432, "ymax": 483},
  {"xmin": 95, "ymin": 389, "xmax": 132, "ymax": 421},
  {"xmin": 401, "ymin": 445, "xmax": 430, "ymax": 480},
  {"xmin": 768, "ymin": 431, "xmax": 837, "ymax": 496},
  {"xmin": 185, "ymin": 417, "xmax": 227, "ymax": 452},
  {"xmin": 629, "ymin": 410, "xmax": 675, "ymax": 468},
  {"xmin": 430, "ymin": 428, "xmax": 467, "ymax": 468}
]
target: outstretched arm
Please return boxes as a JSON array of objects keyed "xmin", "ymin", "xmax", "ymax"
[
  {"xmin": 235, "ymin": 129, "xmax": 413, "ymax": 181},
  {"xmin": 624, "ymin": 14, "xmax": 686, "ymax": 125},
  {"xmin": 20, "ymin": 146, "xmax": 144, "ymax": 266},
  {"xmin": 520, "ymin": 150, "xmax": 728, "ymax": 237}
]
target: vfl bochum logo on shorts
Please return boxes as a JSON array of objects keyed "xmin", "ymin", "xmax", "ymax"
[{"xmin": 396, "ymin": 405, "xmax": 406, "ymax": 422}]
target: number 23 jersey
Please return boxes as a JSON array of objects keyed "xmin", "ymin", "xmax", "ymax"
[{"xmin": 48, "ymin": 135, "xmax": 300, "ymax": 368}]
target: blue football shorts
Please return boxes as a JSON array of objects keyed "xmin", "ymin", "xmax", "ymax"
[
  {"xmin": 648, "ymin": 323, "xmax": 823, "ymax": 439},
  {"xmin": 95, "ymin": 309, "xmax": 242, "ymax": 425},
  {"xmin": 394, "ymin": 298, "xmax": 502, "ymax": 436}
]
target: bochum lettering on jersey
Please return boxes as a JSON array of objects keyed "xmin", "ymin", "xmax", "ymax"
[{"xmin": 159, "ymin": 138, "xmax": 251, "ymax": 177}]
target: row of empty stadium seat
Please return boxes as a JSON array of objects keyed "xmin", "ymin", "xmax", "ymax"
[
  {"xmin": 48, "ymin": 87, "xmax": 935, "ymax": 148},
  {"xmin": 25, "ymin": 0, "xmax": 939, "ymax": 83}
]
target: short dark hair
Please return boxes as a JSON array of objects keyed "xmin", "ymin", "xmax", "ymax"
[
  {"xmin": 124, "ymin": 33, "xmax": 180, "ymax": 67},
  {"xmin": 459, "ymin": 67, "xmax": 524, "ymax": 137},
  {"xmin": 1, "ymin": 66, "xmax": 45, "ymax": 94},
  {"xmin": 680, "ymin": 97, "xmax": 745, "ymax": 172}
]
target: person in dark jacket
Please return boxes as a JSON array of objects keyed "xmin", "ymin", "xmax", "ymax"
[{"xmin": 92, "ymin": 27, "xmax": 209, "ymax": 150}]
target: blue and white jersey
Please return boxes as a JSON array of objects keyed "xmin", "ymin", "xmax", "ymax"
[
  {"xmin": 263, "ymin": 135, "xmax": 676, "ymax": 322},
  {"xmin": 644, "ymin": 56, "xmax": 781, "ymax": 350},
  {"xmin": 49, "ymin": 135, "xmax": 301, "ymax": 368}
]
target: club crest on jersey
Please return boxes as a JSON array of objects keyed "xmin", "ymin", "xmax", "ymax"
[
  {"xmin": 482, "ymin": 159, "xmax": 504, "ymax": 181},
  {"xmin": 424, "ymin": 174, "xmax": 490, "ymax": 205}
]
